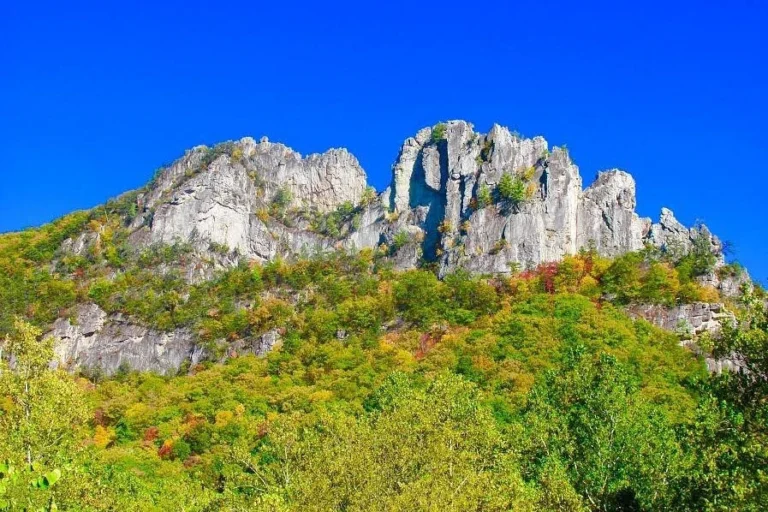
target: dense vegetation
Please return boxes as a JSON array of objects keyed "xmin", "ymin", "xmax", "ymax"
[{"xmin": 0, "ymin": 203, "xmax": 765, "ymax": 510}]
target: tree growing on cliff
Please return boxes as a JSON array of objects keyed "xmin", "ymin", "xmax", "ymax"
[
  {"xmin": 476, "ymin": 184, "xmax": 493, "ymax": 208},
  {"xmin": 497, "ymin": 172, "xmax": 526, "ymax": 204},
  {"xmin": 431, "ymin": 123, "xmax": 447, "ymax": 143}
]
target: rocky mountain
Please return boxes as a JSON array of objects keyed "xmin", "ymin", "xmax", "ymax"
[
  {"xmin": 47, "ymin": 120, "xmax": 750, "ymax": 374},
  {"xmin": 91, "ymin": 121, "xmax": 721, "ymax": 277}
]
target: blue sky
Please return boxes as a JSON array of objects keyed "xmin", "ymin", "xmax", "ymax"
[{"xmin": 2, "ymin": 0, "xmax": 766, "ymax": 282}]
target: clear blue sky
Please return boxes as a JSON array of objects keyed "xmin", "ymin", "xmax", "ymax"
[{"xmin": 2, "ymin": 0, "xmax": 766, "ymax": 283}]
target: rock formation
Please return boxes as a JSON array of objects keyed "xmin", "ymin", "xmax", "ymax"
[
  {"xmin": 119, "ymin": 121, "xmax": 725, "ymax": 279},
  {"xmin": 51, "ymin": 120, "xmax": 744, "ymax": 374},
  {"xmin": 52, "ymin": 303, "xmax": 282, "ymax": 374},
  {"xmin": 626, "ymin": 302, "xmax": 742, "ymax": 373},
  {"xmin": 52, "ymin": 304, "xmax": 200, "ymax": 375}
]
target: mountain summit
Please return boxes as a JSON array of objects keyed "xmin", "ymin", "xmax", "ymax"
[
  {"xmin": 37, "ymin": 121, "xmax": 751, "ymax": 375},
  {"xmin": 102, "ymin": 121, "xmax": 725, "ymax": 281}
]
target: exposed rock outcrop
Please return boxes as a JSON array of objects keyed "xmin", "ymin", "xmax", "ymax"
[
  {"xmin": 51, "ymin": 120, "xmax": 745, "ymax": 374},
  {"xmin": 50, "ymin": 304, "xmax": 289, "ymax": 375},
  {"xmin": 51, "ymin": 304, "xmax": 201, "ymax": 375},
  {"xmin": 626, "ymin": 302, "xmax": 742, "ymax": 373},
  {"xmin": 626, "ymin": 302, "xmax": 735, "ymax": 337},
  {"xmin": 384, "ymin": 121, "xmax": 720, "ymax": 278},
  {"xmin": 126, "ymin": 137, "xmax": 369, "ymax": 262},
  {"xmin": 106, "ymin": 121, "xmax": 727, "ymax": 279}
]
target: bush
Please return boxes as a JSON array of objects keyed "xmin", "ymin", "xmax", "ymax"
[
  {"xmin": 393, "ymin": 230, "xmax": 411, "ymax": 250},
  {"xmin": 476, "ymin": 184, "xmax": 493, "ymax": 208},
  {"xmin": 601, "ymin": 253, "xmax": 643, "ymax": 304},
  {"xmin": 360, "ymin": 187, "xmax": 377, "ymax": 206},
  {"xmin": 431, "ymin": 123, "xmax": 447, "ymax": 143},
  {"xmin": 393, "ymin": 270, "xmax": 444, "ymax": 327},
  {"xmin": 272, "ymin": 187, "xmax": 293, "ymax": 210},
  {"xmin": 171, "ymin": 439, "xmax": 192, "ymax": 461},
  {"xmin": 639, "ymin": 262, "xmax": 680, "ymax": 305},
  {"xmin": 209, "ymin": 242, "xmax": 230, "ymax": 256},
  {"xmin": 497, "ymin": 173, "xmax": 526, "ymax": 203}
]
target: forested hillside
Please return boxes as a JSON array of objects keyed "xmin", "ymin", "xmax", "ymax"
[{"xmin": 0, "ymin": 204, "xmax": 766, "ymax": 510}]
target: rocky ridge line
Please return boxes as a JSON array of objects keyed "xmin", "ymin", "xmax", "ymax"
[{"xmin": 51, "ymin": 120, "xmax": 750, "ymax": 374}]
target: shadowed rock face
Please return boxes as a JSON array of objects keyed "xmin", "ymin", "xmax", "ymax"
[
  {"xmin": 52, "ymin": 120, "xmax": 738, "ymax": 374},
  {"xmin": 385, "ymin": 121, "xmax": 720, "ymax": 276}
]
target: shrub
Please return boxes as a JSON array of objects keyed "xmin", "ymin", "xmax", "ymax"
[
  {"xmin": 360, "ymin": 187, "xmax": 377, "ymax": 206},
  {"xmin": 256, "ymin": 208, "xmax": 270, "ymax": 222},
  {"xmin": 639, "ymin": 262, "xmax": 680, "ymax": 306},
  {"xmin": 687, "ymin": 229, "xmax": 717, "ymax": 277},
  {"xmin": 521, "ymin": 166, "xmax": 536, "ymax": 181},
  {"xmin": 272, "ymin": 187, "xmax": 293, "ymax": 210},
  {"xmin": 337, "ymin": 201, "xmax": 355, "ymax": 217},
  {"xmin": 384, "ymin": 210, "xmax": 400, "ymax": 223},
  {"xmin": 431, "ymin": 123, "xmax": 447, "ymax": 143},
  {"xmin": 497, "ymin": 173, "xmax": 526, "ymax": 203},
  {"xmin": 602, "ymin": 252, "xmax": 643, "ymax": 304},
  {"xmin": 393, "ymin": 230, "xmax": 411, "ymax": 250},
  {"xmin": 718, "ymin": 262, "xmax": 745, "ymax": 279},
  {"xmin": 476, "ymin": 184, "xmax": 493, "ymax": 208},
  {"xmin": 209, "ymin": 242, "xmax": 230, "ymax": 256},
  {"xmin": 393, "ymin": 270, "xmax": 444, "ymax": 327},
  {"xmin": 490, "ymin": 239, "xmax": 509, "ymax": 255},
  {"xmin": 477, "ymin": 139, "xmax": 494, "ymax": 165},
  {"xmin": 171, "ymin": 439, "xmax": 192, "ymax": 461}
]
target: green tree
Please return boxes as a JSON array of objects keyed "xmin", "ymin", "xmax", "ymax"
[
  {"xmin": 431, "ymin": 123, "xmax": 447, "ymax": 143},
  {"xmin": 476, "ymin": 183, "xmax": 493, "ymax": 208},
  {"xmin": 393, "ymin": 270, "xmax": 444, "ymax": 327},
  {"xmin": 0, "ymin": 319, "xmax": 89, "ymax": 510},
  {"xmin": 392, "ymin": 230, "xmax": 410, "ymax": 250},
  {"xmin": 520, "ymin": 349, "xmax": 687, "ymax": 510},
  {"xmin": 601, "ymin": 252, "xmax": 643, "ymax": 303},
  {"xmin": 639, "ymin": 262, "xmax": 680, "ymax": 305},
  {"xmin": 497, "ymin": 172, "xmax": 526, "ymax": 203},
  {"xmin": 233, "ymin": 374, "xmax": 541, "ymax": 511},
  {"xmin": 676, "ymin": 230, "xmax": 717, "ymax": 281}
]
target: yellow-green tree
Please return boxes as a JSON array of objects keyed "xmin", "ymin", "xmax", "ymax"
[{"xmin": 0, "ymin": 319, "xmax": 88, "ymax": 510}]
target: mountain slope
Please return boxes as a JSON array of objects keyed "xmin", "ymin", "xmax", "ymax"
[
  {"xmin": 0, "ymin": 122, "xmax": 766, "ymax": 510},
  {"xmin": 0, "ymin": 121, "xmax": 753, "ymax": 375}
]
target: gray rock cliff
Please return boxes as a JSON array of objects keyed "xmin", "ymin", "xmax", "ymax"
[
  {"xmin": 384, "ymin": 121, "xmax": 721, "ymax": 278},
  {"xmin": 113, "ymin": 121, "xmax": 726, "ymax": 279},
  {"xmin": 52, "ymin": 304, "xmax": 202, "ymax": 375},
  {"xmin": 51, "ymin": 120, "xmax": 742, "ymax": 374}
]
